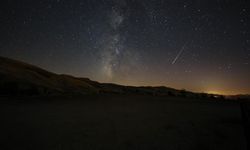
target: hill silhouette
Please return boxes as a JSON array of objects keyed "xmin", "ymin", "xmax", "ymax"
[
  {"xmin": 0, "ymin": 56, "xmax": 98, "ymax": 96},
  {"xmin": 0, "ymin": 56, "xmax": 220, "ymax": 98}
]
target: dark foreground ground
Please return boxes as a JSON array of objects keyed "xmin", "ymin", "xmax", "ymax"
[{"xmin": 0, "ymin": 95, "xmax": 247, "ymax": 150}]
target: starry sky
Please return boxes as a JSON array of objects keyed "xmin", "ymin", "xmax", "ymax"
[{"xmin": 0, "ymin": 0, "xmax": 250, "ymax": 95}]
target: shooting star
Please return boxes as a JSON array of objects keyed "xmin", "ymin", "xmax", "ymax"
[{"xmin": 172, "ymin": 43, "xmax": 188, "ymax": 65}]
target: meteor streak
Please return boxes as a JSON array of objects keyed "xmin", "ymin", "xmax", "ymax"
[{"xmin": 172, "ymin": 43, "xmax": 187, "ymax": 65}]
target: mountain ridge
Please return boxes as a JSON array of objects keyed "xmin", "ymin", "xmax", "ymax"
[{"xmin": 0, "ymin": 56, "xmax": 238, "ymax": 99}]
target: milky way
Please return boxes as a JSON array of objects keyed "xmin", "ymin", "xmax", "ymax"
[
  {"xmin": 100, "ymin": 0, "xmax": 140, "ymax": 82},
  {"xmin": 101, "ymin": 1, "xmax": 126, "ymax": 79},
  {"xmin": 1, "ymin": 0, "xmax": 250, "ymax": 94}
]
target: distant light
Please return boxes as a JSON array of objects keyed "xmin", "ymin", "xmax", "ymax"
[{"xmin": 206, "ymin": 91, "xmax": 222, "ymax": 95}]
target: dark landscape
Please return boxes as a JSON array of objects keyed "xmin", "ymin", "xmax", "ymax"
[{"xmin": 0, "ymin": 56, "xmax": 249, "ymax": 150}]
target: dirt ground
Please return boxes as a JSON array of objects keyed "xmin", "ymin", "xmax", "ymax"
[{"xmin": 0, "ymin": 95, "xmax": 247, "ymax": 150}]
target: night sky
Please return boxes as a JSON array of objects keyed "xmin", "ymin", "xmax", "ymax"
[{"xmin": 1, "ymin": 0, "xmax": 250, "ymax": 95}]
